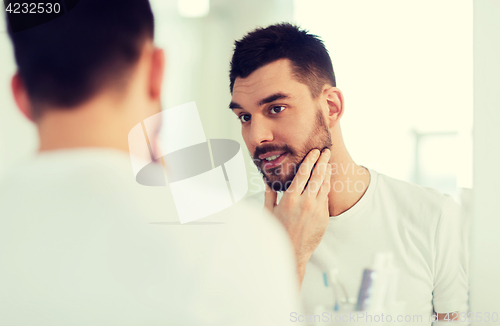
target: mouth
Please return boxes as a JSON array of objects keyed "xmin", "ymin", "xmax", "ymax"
[{"xmin": 260, "ymin": 152, "xmax": 288, "ymax": 170}]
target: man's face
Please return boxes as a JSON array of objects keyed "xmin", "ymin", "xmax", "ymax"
[{"xmin": 230, "ymin": 59, "xmax": 332, "ymax": 191}]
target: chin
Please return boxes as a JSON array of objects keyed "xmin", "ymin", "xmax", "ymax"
[
  {"xmin": 259, "ymin": 162, "xmax": 296, "ymax": 192},
  {"xmin": 265, "ymin": 176, "xmax": 294, "ymax": 192}
]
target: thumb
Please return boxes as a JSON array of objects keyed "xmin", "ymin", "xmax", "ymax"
[{"xmin": 264, "ymin": 179, "xmax": 277, "ymax": 213}]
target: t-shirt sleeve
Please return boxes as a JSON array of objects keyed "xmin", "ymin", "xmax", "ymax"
[{"xmin": 432, "ymin": 196, "xmax": 469, "ymax": 313}]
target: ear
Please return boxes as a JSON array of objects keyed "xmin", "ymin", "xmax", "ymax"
[
  {"xmin": 149, "ymin": 47, "xmax": 165, "ymax": 101},
  {"xmin": 11, "ymin": 72, "xmax": 35, "ymax": 122},
  {"xmin": 323, "ymin": 86, "xmax": 344, "ymax": 128}
]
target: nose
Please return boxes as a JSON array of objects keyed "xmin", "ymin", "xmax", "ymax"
[{"xmin": 247, "ymin": 116, "xmax": 273, "ymax": 147}]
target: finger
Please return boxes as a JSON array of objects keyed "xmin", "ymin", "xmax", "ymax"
[
  {"xmin": 286, "ymin": 149, "xmax": 321, "ymax": 196},
  {"xmin": 318, "ymin": 163, "xmax": 332, "ymax": 200},
  {"xmin": 264, "ymin": 179, "xmax": 278, "ymax": 212},
  {"xmin": 304, "ymin": 148, "xmax": 331, "ymax": 197}
]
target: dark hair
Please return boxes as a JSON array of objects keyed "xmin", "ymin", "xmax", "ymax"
[
  {"xmin": 6, "ymin": 0, "xmax": 154, "ymax": 118},
  {"xmin": 229, "ymin": 23, "xmax": 336, "ymax": 97}
]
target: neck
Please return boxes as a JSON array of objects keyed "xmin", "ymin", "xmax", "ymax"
[
  {"xmin": 327, "ymin": 126, "xmax": 370, "ymax": 216},
  {"xmin": 37, "ymin": 94, "xmax": 131, "ymax": 153}
]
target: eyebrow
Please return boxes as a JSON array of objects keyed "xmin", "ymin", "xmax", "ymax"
[
  {"xmin": 229, "ymin": 101, "xmax": 242, "ymax": 110},
  {"xmin": 228, "ymin": 92, "xmax": 291, "ymax": 110}
]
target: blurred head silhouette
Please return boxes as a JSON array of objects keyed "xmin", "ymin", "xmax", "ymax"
[{"xmin": 7, "ymin": 0, "xmax": 164, "ymax": 152}]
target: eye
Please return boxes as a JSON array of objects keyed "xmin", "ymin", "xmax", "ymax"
[
  {"xmin": 238, "ymin": 114, "xmax": 251, "ymax": 123},
  {"xmin": 270, "ymin": 105, "xmax": 286, "ymax": 114}
]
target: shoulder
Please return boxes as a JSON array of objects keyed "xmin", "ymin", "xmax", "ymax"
[
  {"xmin": 243, "ymin": 191, "xmax": 266, "ymax": 208},
  {"xmin": 371, "ymin": 170, "xmax": 463, "ymax": 233},
  {"xmin": 226, "ymin": 194, "xmax": 285, "ymax": 236},
  {"xmin": 375, "ymin": 170, "xmax": 453, "ymax": 213},
  {"xmin": 0, "ymin": 149, "xmax": 148, "ymax": 193},
  {"xmin": 0, "ymin": 150, "xmax": 172, "ymax": 222}
]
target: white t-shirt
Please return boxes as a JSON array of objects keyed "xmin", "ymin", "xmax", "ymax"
[
  {"xmin": 249, "ymin": 169, "xmax": 468, "ymax": 324},
  {"xmin": 0, "ymin": 148, "xmax": 300, "ymax": 326}
]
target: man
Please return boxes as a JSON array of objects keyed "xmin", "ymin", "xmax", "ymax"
[
  {"xmin": 229, "ymin": 23, "xmax": 468, "ymax": 322},
  {"xmin": 0, "ymin": 2, "xmax": 300, "ymax": 325}
]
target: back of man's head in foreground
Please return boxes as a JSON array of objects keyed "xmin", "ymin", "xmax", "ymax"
[
  {"xmin": 229, "ymin": 23, "xmax": 336, "ymax": 98},
  {"xmin": 6, "ymin": 0, "xmax": 155, "ymax": 120}
]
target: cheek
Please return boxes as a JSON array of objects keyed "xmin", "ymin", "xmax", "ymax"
[
  {"xmin": 283, "ymin": 114, "xmax": 309, "ymax": 135},
  {"xmin": 280, "ymin": 127, "xmax": 301, "ymax": 145}
]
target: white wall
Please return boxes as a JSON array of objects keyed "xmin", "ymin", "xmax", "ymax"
[
  {"xmin": 470, "ymin": 0, "xmax": 500, "ymax": 324},
  {"xmin": 294, "ymin": 0, "xmax": 473, "ymax": 194}
]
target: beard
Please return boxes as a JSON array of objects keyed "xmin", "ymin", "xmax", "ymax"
[{"xmin": 252, "ymin": 109, "xmax": 333, "ymax": 192}]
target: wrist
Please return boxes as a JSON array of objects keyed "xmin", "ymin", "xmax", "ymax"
[
  {"xmin": 296, "ymin": 259, "xmax": 309, "ymax": 290},
  {"xmin": 296, "ymin": 254, "xmax": 311, "ymax": 270}
]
